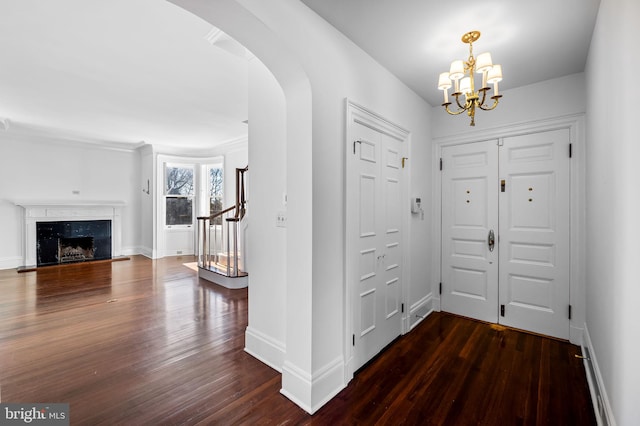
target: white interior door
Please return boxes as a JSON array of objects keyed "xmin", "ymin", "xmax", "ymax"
[
  {"xmin": 498, "ymin": 129, "xmax": 571, "ymax": 339},
  {"xmin": 441, "ymin": 129, "xmax": 571, "ymax": 339},
  {"xmin": 348, "ymin": 111, "xmax": 405, "ymax": 372},
  {"xmin": 441, "ymin": 141, "xmax": 499, "ymax": 323}
]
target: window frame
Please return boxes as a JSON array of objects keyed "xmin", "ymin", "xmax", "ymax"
[{"xmin": 164, "ymin": 163, "xmax": 195, "ymax": 229}]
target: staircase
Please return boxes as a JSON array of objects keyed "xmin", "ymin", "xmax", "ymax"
[{"xmin": 196, "ymin": 166, "xmax": 248, "ymax": 288}]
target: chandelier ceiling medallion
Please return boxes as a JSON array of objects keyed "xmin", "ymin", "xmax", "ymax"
[{"xmin": 437, "ymin": 31, "xmax": 503, "ymax": 126}]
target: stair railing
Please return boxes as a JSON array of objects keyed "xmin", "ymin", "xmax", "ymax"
[{"xmin": 197, "ymin": 166, "xmax": 248, "ymax": 277}]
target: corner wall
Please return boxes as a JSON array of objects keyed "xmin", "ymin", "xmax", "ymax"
[
  {"xmin": 584, "ymin": 0, "xmax": 640, "ymax": 424},
  {"xmin": 244, "ymin": 57, "xmax": 287, "ymax": 369}
]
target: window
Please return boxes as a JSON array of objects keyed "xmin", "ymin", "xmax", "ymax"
[
  {"xmin": 209, "ymin": 166, "xmax": 224, "ymax": 225},
  {"xmin": 165, "ymin": 164, "xmax": 194, "ymax": 226}
]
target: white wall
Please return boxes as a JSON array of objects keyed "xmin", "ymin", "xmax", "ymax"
[
  {"xmin": 138, "ymin": 144, "xmax": 155, "ymax": 257},
  {"xmin": 584, "ymin": 0, "xmax": 640, "ymax": 424},
  {"xmin": 0, "ymin": 129, "xmax": 141, "ymax": 268},
  {"xmin": 244, "ymin": 57, "xmax": 287, "ymax": 368}
]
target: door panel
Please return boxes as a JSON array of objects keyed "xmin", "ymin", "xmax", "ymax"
[
  {"xmin": 441, "ymin": 130, "xmax": 570, "ymax": 339},
  {"xmin": 499, "ymin": 129, "xmax": 570, "ymax": 339},
  {"xmin": 351, "ymin": 120, "xmax": 404, "ymax": 371},
  {"xmin": 441, "ymin": 141, "xmax": 499, "ymax": 323}
]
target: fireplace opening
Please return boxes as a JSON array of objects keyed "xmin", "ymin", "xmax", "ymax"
[
  {"xmin": 36, "ymin": 220, "xmax": 111, "ymax": 266},
  {"xmin": 59, "ymin": 237, "xmax": 95, "ymax": 263}
]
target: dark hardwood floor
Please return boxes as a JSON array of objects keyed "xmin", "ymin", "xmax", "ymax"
[{"xmin": 0, "ymin": 256, "xmax": 595, "ymax": 425}]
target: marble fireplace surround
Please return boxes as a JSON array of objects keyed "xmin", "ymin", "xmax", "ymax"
[{"xmin": 14, "ymin": 200, "xmax": 124, "ymax": 267}]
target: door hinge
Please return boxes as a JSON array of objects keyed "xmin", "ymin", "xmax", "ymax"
[
  {"xmin": 500, "ymin": 304, "xmax": 505, "ymax": 317},
  {"xmin": 439, "ymin": 282, "xmax": 442, "ymax": 295},
  {"xmin": 569, "ymin": 143, "xmax": 573, "ymax": 158},
  {"xmin": 439, "ymin": 158, "xmax": 443, "ymax": 171},
  {"xmin": 500, "ymin": 179, "xmax": 506, "ymax": 192},
  {"xmin": 401, "ymin": 303, "xmax": 405, "ymax": 313},
  {"xmin": 352, "ymin": 334, "xmax": 355, "ymax": 346},
  {"xmin": 353, "ymin": 139, "xmax": 362, "ymax": 154},
  {"xmin": 568, "ymin": 304, "xmax": 572, "ymax": 320}
]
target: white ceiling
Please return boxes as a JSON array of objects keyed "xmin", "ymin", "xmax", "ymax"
[
  {"xmin": 0, "ymin": 1, "xmax": 602, "ymax": 150},
  {"xmin": 301, "ymin": 0, "xmax": 601, "ymax": 107},
  {"xmin": 0, "ymin": 0, "xmax": 249, "ymax": 150}
]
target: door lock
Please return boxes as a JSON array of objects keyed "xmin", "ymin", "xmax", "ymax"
[{"xmin": 488, "ymin": 229, "xmax": 495, "ymax": 252}]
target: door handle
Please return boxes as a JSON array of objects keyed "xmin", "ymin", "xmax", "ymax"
[{"xmin": 488, "ymin": 229, "xmax": 495, "ymax": 252}]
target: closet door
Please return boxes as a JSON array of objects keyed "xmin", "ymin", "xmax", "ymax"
[{"xmin": 348, "ymin": 113, "xmax": 405, "ymax": 372}]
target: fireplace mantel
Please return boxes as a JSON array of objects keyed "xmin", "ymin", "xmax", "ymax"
[
  {"xmin": 14, "ymin": 200, "xmax": 125, "ymax": 267},
  {"xmin": 14, "ymin": 200, "xmax": 126, "ymax": 208}
]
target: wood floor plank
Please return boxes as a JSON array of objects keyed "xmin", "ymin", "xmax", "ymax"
[{"xmin": 0, "ymin": 256, "xmax": 595, "ymax": 425}]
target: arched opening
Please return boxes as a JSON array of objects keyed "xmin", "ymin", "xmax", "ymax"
[{"xmin": 169, "ymin": 0, "xmax": 315, "ymax": 412}]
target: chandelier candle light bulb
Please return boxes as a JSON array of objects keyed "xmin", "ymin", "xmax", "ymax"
[{"xmin": 437, "ymin": 31, "xmax": 503, "ymax": 126}]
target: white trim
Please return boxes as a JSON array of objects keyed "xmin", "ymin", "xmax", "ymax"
[
  {"xmin": 2, "ymin": 120, "xmax": 144, "ymax": 153},
  {"xmin": 432, "ymin": 114, "xmax": 585, "ymax": 344},
  {"xmin": 281, "ymin": 356, "xmax": 345, "ymax": 415},
  {"xmin": 583, "ymin": 324, "xmax": 616, "ymax": 426},
  {"xmin": 14, "ymin": 201, "xmax": 124, "ymax": 267},
  {"xmin": 198, "ymin": 267, "xmax": 248, "ymax": 289},
  {"xmin": 0, "ymin": 256, "xmax": 22, "ymax": 270},
  {"xmin": 408, "ymin": 293, "xmax": 434, "ymax": 331},
  {"xmin": 136, "ymin": 246, "xmax": 154, "ymax": 259},
  {"xmin": 344, "ymin": 99, "xmax": 411, "ymax": 381},
  {"xmin": 244, "ymin": 326, "xmax": 285, "ymax": 372}
]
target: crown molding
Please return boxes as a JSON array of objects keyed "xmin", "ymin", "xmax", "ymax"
[
  {"xmin": 0, "ymin": 117, "xmax": 10, "ymax": 131},
  {"xmin": 0, "ymin": 119, "xmax": 247, "ymax": 156},
  {"xmin": 0, "ymin": 120, "xmax": 144, "ymax": 152}
]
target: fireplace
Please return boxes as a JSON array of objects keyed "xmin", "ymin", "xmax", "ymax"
[
  {"xmin": 14, "ymin": 200, "xmax": 124, "ymax": 268},
  {"xmin": 36, "ymin": 220, "xmax": 112, "ymax": 266},
  {"xmin": 59, "ymin": 236, "xmax": 96, "ymax": 263}
]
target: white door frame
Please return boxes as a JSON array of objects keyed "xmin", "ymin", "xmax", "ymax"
[
  {"xmin": 344, "ymin": 99, "xmax": 411, "ymax": 381},
  {"xmin": 431, "ymin": 114, "xmax": 586, "ymax": 345}
]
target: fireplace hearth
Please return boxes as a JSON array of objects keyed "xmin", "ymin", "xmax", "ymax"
[{"xmin": 37, "ymin": 220, "xmax": 111, "ymax": 266}]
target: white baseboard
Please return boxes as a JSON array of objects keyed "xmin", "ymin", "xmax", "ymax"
[
  {"xmin": 408, "ymin": 293, "xmax": 433, "ymax": 331},
  {"xmin": 281, "ymin": 356, "xmax": 345, "ymax": 415},
  {"xmin": 0, "ymin": 256, "xmax": 22, "ymax": 270},
  {"xmin": 583, "ymin": 324, "xmax": 616, "ymax": 426},
  {"xmin": 570, "ymin": 324, "xmax": 584, "ymax": 346},
  {"xmin": 121, "ymin": 246, "xmax": 143, "ymax": 257},
  {"xmin": 244, "ymin": 326, "xmax": 285, "ymax": 373}
]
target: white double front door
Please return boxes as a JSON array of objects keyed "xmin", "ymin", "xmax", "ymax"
[{"xmin": 441, "ymin": 129, "xmax": 571, "ymax": 339}]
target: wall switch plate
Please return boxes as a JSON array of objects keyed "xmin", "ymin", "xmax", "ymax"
[{"xmin": 276, "ymin": 211, "xmax": 287, "ymax": 228}]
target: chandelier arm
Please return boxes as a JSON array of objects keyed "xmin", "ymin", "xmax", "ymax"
[
  {"xmin": 443, "ymin": 104, "xmax": 468, "ymax": 116},
  {"xmin": 478, "ymin": 88, "xmax": 489, "ymax": 108},
  {"xmin": 478, "ymin": 96, "xmax": 501, "ymax": 111},
  {"xmin": 453, "ymin": 93, "xmax": 468, "ymax": 110}
]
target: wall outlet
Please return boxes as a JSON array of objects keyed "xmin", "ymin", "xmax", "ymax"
[{"xmin": 276, "ymin": 211, "xmax": 287, "ymax": 228}]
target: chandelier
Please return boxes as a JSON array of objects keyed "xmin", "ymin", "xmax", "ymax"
[{"xmin": 437, "ymin": 31, "xmax": 503, "ymax": 126}]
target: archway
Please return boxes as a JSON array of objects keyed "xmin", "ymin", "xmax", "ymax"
[{"xmin": 169, "ymin": 0, "xmax": 315, "ymax": 413}]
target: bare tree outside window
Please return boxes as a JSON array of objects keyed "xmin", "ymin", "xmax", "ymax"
[
  {"xmin": 209, "ymin": 167, "xmax": 223, "ymax": 225},
  {"xmin": 166, "ymin": 167, "xmax": 194, "ymax": 196},
  {"xmin": 165, "ymin": 165, "xmax": 194, "ymax": 226}
]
